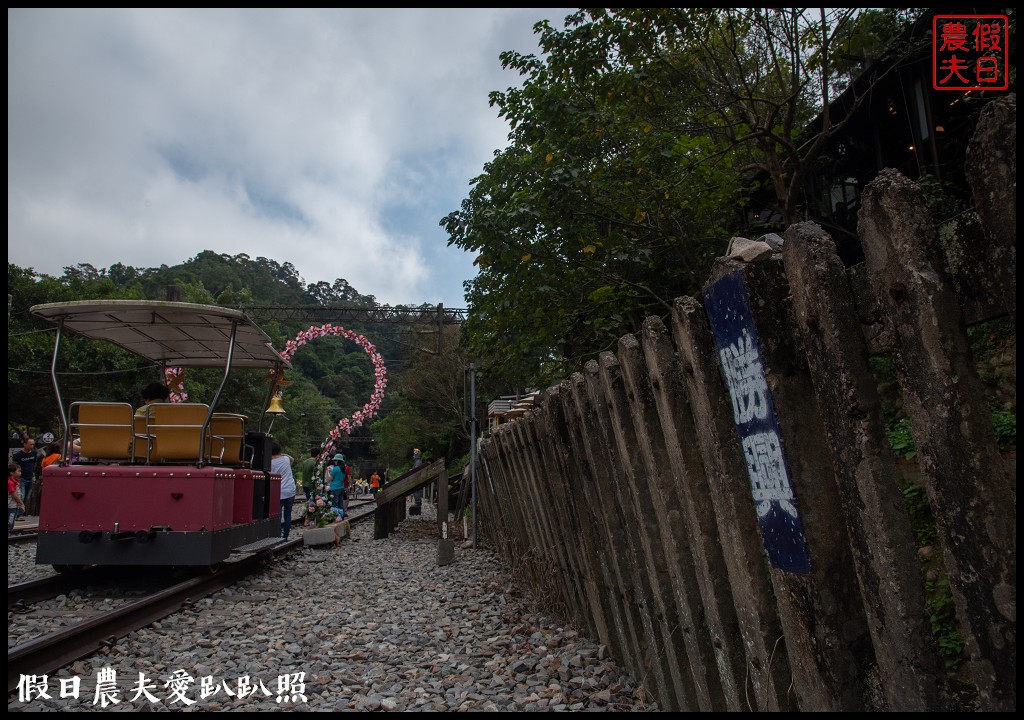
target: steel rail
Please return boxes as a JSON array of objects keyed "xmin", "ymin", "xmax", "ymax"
[
  {"xmin": 348, "ymin": 507, "xmax": 377, "ymax": 525},
  {"xmin": 8, "ymin": 570, "xmax": 102, "ymax": 609},
  {"xmin": 7, "ymin": 537, "xmax": 302, "ymax": 694}
]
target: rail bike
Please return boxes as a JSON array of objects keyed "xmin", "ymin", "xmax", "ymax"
[{"xmin": 30, "ymin": 300, "xmax": 291, "ymax": 571}]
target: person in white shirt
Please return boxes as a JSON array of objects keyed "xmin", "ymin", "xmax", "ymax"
[{"xmin": 271, "ymin": 441, "xmax": 296, "ymax": 540}]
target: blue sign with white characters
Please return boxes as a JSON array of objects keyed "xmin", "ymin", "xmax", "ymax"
[{"xmin": 703, "ymin": 269, "xmax": 811, "ymax": 573}]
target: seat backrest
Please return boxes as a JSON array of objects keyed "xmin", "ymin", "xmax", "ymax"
[
  {"xmin": 208, "ymin": 413, "xmax": 247, "ymax": 466},
  {"xmin": 72, "ymin": 402, "xmax": 135, "ymax": 461},
  {"xmin": 132, "ymin": 415, "xmax": 147, "ymax": 462},
  {"xmin": 144, "ymin": 403, "xmax": 211, "ymax": 463}
]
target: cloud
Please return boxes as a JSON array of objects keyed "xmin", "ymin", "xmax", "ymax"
[{"xmin": 7, "ymin": 8, "xmax": 569, "ymax": 307}]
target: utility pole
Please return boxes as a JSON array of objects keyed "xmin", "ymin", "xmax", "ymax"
[
  {"xmin": 437, "ymin": 303, "xmax": 443, "ymax": 355},
  {"xmin": 469, "ymin": 362, "xmax": 478, "ymax": 548}
]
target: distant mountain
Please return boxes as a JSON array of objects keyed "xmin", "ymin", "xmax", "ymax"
[
  {"xmin": 7, "ymin": 254, "xmax": 402, "ymax": 450},
  {"xmin": 42, "ymin": 250, "xmax": 376, "ymax": 308}
]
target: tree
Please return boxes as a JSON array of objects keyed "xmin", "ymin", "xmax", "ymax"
[
  {"xmin": 7, "ymin": 263, "xmax": 149, "ymax": 432},
  {"xmin": 565, "ymin": 8, "xmax": 925, "ymax": 226},
  {"xmin": 444, "ymin": 10, "xmax": 741, "ymax": 389},
  {"xmin": 7, "ymin": 257, "xmax": 404, "ymax": 445},
  {"xmin": 445, "ymin": 8, "xmax": 921, "ymax": 390},
  {"xmin": 371, "ymin": 325, "xmax": 475, "ymax": 471},
  {"xmin": 9, "ymin": 252, "xmax": 465, "ymax": 491}
]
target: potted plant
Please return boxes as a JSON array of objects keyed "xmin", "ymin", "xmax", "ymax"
[{"xmin": 303, "ymin": 490, "xmax": 344, "ymax": 546}]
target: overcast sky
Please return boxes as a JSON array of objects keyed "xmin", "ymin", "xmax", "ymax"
[{"xmin": 8, "ymin": 8, "xmax": 570, "ymax": 308}]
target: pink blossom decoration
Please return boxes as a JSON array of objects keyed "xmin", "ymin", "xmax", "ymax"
[
  {"xmin": 164, "ymin": 367, "xmax": 188, "ymax": 403},
  {"xmin": 279, "ymin": 323, "xmax": 388, "ymax": 461}
]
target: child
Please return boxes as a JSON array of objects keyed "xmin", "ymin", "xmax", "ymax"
[
  {"xmin": 41, "ymin": 442, "xmax": 62, "ymax": 469},
  {"xmin": 8, "ymin": 463, "xmax": 25, "ymax": 534}
]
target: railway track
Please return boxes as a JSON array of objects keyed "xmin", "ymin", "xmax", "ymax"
[
  {"xmin": 7, "ymin": 538, "xmax": 302, "ymax": 694},
  {"xmin": 346, "ymin": 500, "xmax": 377, "ymax": 524},
  {"xmin": 8, "ymin": 532, "xmax": 37, "ymax": 545},
  {"xmin": 7, "ymin": 500, "xmax": 381, "ymax": 693}
]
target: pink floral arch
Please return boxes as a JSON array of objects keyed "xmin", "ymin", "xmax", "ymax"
[{"xmin": 281, "ymin": 324, "xmax": 387, "ymax": 459}]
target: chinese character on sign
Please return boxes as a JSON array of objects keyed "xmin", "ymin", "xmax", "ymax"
[
  {"xmin": 129, "ymin": 672, "xmax": 161, "ymax": 704},
  {"xmin": 164, "ymin": 669, "xmax": 197, "ymax": 706},
  {"xmin": 59, "ymin": 677, "xmax": 81, "ymax": 699},
  {"xmin": 276, "ymin": 672, "xmax": 308, "ymax": 703},
  {"xmin": 933, "ymin": 14, "xmax": 1009, "ymax": 91},
  {"xmin": 743, "ymin": 431, "xmax": 799, "ymax": 519},
  {"xmin": 93, "ymin": 667, "xmax": 120, "ymax": 708},
  {"xmin": 235, "ymin": 675, "xmax": 272, "ymax": 700},
  {"xmin": 17, "ymin": 675, "xmax": 53, "ymax": 702},
  {"xmin": 719, "ymin": 328, "xmax": 769, "ymax": 425},
  {"xmin": 199, "ymin": 675, "xmax": 222, "ymax": 700},
  {"xmin": 703, "ymin": 269, "xmax": 812, "ymax": 574}
]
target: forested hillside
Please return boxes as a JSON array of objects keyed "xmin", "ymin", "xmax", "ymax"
[{"xmin": 7, "ymin": 252, "xmax": 470, "ymax": 477}]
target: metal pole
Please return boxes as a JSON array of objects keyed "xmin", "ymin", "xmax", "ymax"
[
  {"xmin": 437, "ymin": 303, "xmax": 443, "ymax": 355},
  {"xmin": 469, "ymin": 362, "xmax": 477, "ymax": 548}
]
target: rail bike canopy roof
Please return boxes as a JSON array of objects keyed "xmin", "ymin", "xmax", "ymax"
[{"xmin": 30, "ymin": 300, "xmax": 291, "ymax": 370}]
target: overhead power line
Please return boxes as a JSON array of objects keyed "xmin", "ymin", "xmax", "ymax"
[{"xmin": 238, "ymin": 304, "xmax": 468, "ymax": 325}]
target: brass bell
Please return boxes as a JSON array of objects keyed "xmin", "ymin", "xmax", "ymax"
[{"xmin": 266, "ymin": 393, "xmax": 286, "ymax": 415}]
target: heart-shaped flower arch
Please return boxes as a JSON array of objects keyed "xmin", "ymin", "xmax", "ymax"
[{"xmin": 281, "ymin": 324, "xmax": 387, "ymax": 460}]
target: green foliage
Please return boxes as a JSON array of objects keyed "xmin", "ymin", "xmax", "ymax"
[
  {"xmin": 991, "ymin": 409, "xmax": 1016, "ymax": 449},
  {"xmin": 879, "ymin": 309, "xmax": 1011, "ymax": 675},
  {"xmin": 7, "ymin": 257, "xmax": 413, "ymax": 473},
  {"xmin": 925, "ymin": 577, "xmax": 965, "ymax": 670},
  {"xmin": 886, "ymin": 417, "xmax": 916, "ymax": 460},
  {"xmin": 447, "ymin": 451, "xmax": 470, "ymax": 476},
  {"xmin": 446, "ymin": 9, "xmax": 747, "ymax": 388},
  {"xmin": 968, "ymin": 315, "xmax": 1014, "ymax": 353},
  {"xmin": 917, "ymin": 173, "xmax": 974, "ymax": 225},
  {"xmin": 873, "ymin": 315, "xmax": 1016, "ymax": 455},
  {"xmin": 867, "ymin": 353, "xmax": 905, "ymax": 427},
  {"xmin": 447, "ymin": 8, "xmax": 917, "ymax": 389},
  {"xmin": 967, "ymin": 316, "xmax": 1015, "ymax": 449},
  {"xmin": 900, "ymin": 483, "xmax": 935, "ymax": 547},
  {"xmin": 8, "ymin": 263, "xmax": 151, "ymax": 431},
  {"xmin": 370, "ymin": 326, "xmax": 475, "ymax": 471},
  {"xmin": 900, "ymin": 481, "xmax": 965, "ymax": 670}
]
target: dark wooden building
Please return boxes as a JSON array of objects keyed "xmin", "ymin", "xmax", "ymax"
[{"xmin": 739, "ymin": 8, "xmax": 1016, "ymax": 265}]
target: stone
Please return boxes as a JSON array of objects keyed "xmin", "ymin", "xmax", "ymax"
[
  {"xmin": 437, "ymin": 538, "xmax": 455, "ymax": 566},
  {"xmin": 304, "ymin": 525, "xmax": 338, "ymax": 547},
  {"xmin": 726, "ymin": 235, "xmax": 774, "ymax": 262},
  {"xmin": 756, "ymin": 232, "xmax": 785, "ymax": 252}
]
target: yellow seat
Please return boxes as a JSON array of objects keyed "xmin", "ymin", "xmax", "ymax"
[
  {"xmin": 132, "ymin": 415, "xmax": 147, "ymax": 462},
  {"xmin": 208, "ymin": 413, "xmax": 248, "ymax": 466},
  {"xmin": 71, "ymin": 402, "xmax": 135, "ymax": 462},
  {"xmin": 139, "ymin": 403, "xmax": 211, "ymax": 464}
]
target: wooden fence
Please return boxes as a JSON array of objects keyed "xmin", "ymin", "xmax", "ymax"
[{"xmin": 471, "ymin": 93, "xmax": 1016, "ymax": 711}]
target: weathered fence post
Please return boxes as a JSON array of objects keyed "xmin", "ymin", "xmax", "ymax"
[
  {"xmin": 548, "ymin": 382, "xmax": 639, "ymax": 671},
  {"xmin": 597, "ymin": 351, "xmax": 717, "ymax": 711},
  {"xmin": 669, "ymin": 301, "xmax": 796, "ymax": 711},
  {"xmin": 569, "ymin": 370, "xmax": 683, "ymax": 709},
  {"xmin": 469, "ymin": 93, "xmax": 1015, "ymax": 714},
  {"xmin": 510, "ymin": 412, "xmax": 580, "ymax": 623},
  {"xmin": 703, "ymin": 257, "xmax": 872, "ymax": 710},
  {"xmin": 475, "ymin": 449, "xmax": 502, "ymax": 551},
  {"xmin": 558, "ymin": 375, "xmax": 647, "ymax": 682},
  {"xmin": 505, "ymin": 418, "xmax": 559, "ymax": 597},
  {"xmin": 531, "ymin": 387, "xmax": 608, "ymax": 645},
  {"xmin": 858, "ymin": 169, "xmax": 1016, "ymax": 711},
  {"xmin": 490, "ymin": 427, "xmax": 546, "ymax": 591},
  {"xmin": 964, "ymin": 92, "xmax": 1016, "ymax": 324},
  {"xmin": 783, "ymin": 221, "xmax": 941, "ymax": 710},
  {"xmin": 616, "ymin": 331, "xmax": 748, "ymax": 710}
]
